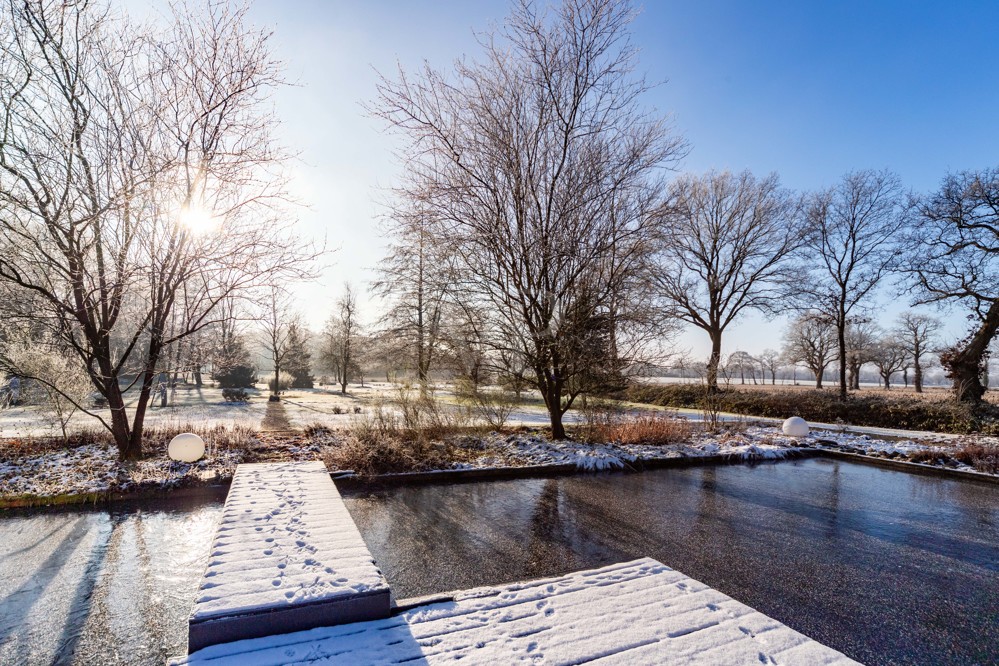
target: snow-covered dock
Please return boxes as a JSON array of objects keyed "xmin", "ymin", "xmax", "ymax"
[
  {"xmin": 187, "ymin": 461, "xmax": 391, "ymax": 652},
  {"xmin": 179, "ymin": 558, "xmax": 858, "ymax": 665}
]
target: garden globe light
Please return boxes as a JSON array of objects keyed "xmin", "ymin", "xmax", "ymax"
[
  {"xmin": 782, "ymin": 416, "xmax": 810, "ymax": 437},
  {"xmin": 168, "ymin": 432, "xmax": 206, "ymax": 462}
]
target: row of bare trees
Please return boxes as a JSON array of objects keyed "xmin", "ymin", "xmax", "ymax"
[
  {"xmin": 370, "ymin": 0, "xmax": 998, "ymax": 441},
  {"xmin": 781, "ymin": 312, "xmax": 942, "ymax": 390}
]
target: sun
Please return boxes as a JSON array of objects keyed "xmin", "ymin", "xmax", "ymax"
[{"xmin": 178, "ymin": 203, "xmax": 220, "ymax": 235}]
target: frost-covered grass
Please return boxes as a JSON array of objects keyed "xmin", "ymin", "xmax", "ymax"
[
  {"xmin": 813, "ymin": 429, "xmax": 999, "ymax": 473},
  {"xmin": 4, "ymin": 401, "xmax": 998, "ymax": 503}
]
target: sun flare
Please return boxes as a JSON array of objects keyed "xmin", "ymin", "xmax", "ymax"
[{"xmin": 178, "ymin": 204, "xmax": 220, "ymax": 235}]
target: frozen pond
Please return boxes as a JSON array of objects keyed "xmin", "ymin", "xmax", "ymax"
[
  {"xmin": 343, "ymin": 459, "xmax": 999, "ymax": 666},
  {"xmin": 0, "ymin": 460, "xmax": 996, "ymax": 664},
  {"xmin": 0, "ymin": 491, "xmax": 227, "ymax": 665}
]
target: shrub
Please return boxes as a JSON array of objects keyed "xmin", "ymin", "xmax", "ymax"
[
  {"xmin": 908, "ymin": 449, "xmax": 944, "ymax": 464},
  {"xmin": 304, "ymin": 423, "xmax": 333, "ymax": 438},
  {"xmin": 290, "ymin": 374, "xmax": 314, "ymax": 389},
  {"xmin": 320, "ymin": 432, "xmax": 454, "ymax": 477},
  {"xmin": 623, "ymin": 384, "xmax": 999, "ymax": 435},
  {"xmin": 456, "ymin": 383, "xmax": 518, "ymax": 430},
  {"xmin": 393, "ymin": 384, "xmax": 473, "ymax": 439},
  {"xmin": 222, "ymin": 388, "xmax": 249, "ymax": 402},
  {"xmin": 215, "ymin": 364, "xmax": 258, "ymax": 389},
  {"xmin": 268, "ymin": 377, "xmax": 290, "ymax": 393}
]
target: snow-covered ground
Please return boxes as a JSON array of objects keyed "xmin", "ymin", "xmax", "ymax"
[
  {"xmin": 2, "ymin": 422, "xmax": 994, "ymax": 503},
  {"xmin": 0, "ymin": 444, "xmax": 245, "ymax": 498}
]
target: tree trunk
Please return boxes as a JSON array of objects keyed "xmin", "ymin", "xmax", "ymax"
[
  {"xmin": 913, "ymin": 342, "xmax": 923, "ymax": 393},
  {"xmin": 194, "ymin": 366, "xmax": 203, "ymax": 387},
  {"xmin": 837, "ymin": 316, "xmax": 847, "ymax": 400},
  {"xmin": 536, "ymin": 365, "xmax": 566, "ymax": 440},
  {"xmin": 945, "ymin": 299, "xmax": 999, "ymax": 402},
  {"xmin": 272, "ymin": 364, "xmax": 281, "ymax": 401},
  {"xmin": 814, "ymin": 366, "xmax": 823, "ymax": 389},
  {"xmin": 706, "ymin": 329, "xmax": 722, "ymax": 393},
  {"xmin": 548, "ymin": 403, "xmax": 566, "ymax": 440}
]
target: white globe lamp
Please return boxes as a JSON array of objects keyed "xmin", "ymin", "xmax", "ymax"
[
  {"xmin": 168, "ymin": 432, "xmax": 206, "ymax": 462},
  {"xmin": 782, "ymin": 416, "xmax": 810, "ymax": 437}
]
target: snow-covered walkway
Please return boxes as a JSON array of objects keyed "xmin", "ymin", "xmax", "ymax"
[
  {"xmin": 188, "ymin": 461, "xmax": 391, "ymax": 651},
  {"xmin": 178, "ymin": 557, "xmax": 857, "ymax": 665}
]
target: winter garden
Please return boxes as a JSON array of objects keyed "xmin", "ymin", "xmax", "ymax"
[{"xmin": 0, "ymin": 0, "xmax": 997, "ymax": 665}]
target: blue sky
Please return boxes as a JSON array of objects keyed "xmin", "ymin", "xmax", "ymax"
[{"xmin": 230, "ymin": 0, "xmax": 999, "ymax": 358}]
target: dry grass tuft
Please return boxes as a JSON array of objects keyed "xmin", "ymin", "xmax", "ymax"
[
  {"xmin": 591, "ymin": 413, "xmax": 692, "ymax": 446},
  {"xmin": 952, "ymin": 442, "xmax": 999, "ymax": 473},
  {"xmin": 907, "ymin": 449, "xmax": 943, "ymax": 464},
  {"xmin": 319, "ymin": 432, "xmax": 456, "ymax": 477}
]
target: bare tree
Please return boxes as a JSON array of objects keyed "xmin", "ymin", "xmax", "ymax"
[
  {"xmin": 845, "ymin": 320, "xmax": 879, "ymax": 390},
  {"xmin": 797, "ymin": 170, "xmax": 907, "ymax": 400},
  {"xmin": 373, "ymin": 206, "xmax": 450, "ymax": 387},
  {"xmin": 0, "ymin": 1, "xmax": 315, "ymax": 458},
  {"xmin": 870, "ymin": 336, "xmax": 908, "ymax": 389},
  {"xmin": 650, "ymin": 171, "xmax": 802, "ymax": 391},
  {"xmin": 893, "ymin": 312, "xmax": 941, "ymax": 393},
  {"xmin": 726, "ymin": 351, "xmax": 757, "ymax": 385},
  {"xmin": 758, "ymin": 348, "xmax": 781, "ymax": 385},
  {"xmin": 373, "ymin": 0, "xmax": 686, "ymax": 438},
  {"xmin": 322, "ymin": 283, "xmax": 360, "ymax": 394},
  {"xmin": 1, "ymin": 333, "xmax": 93, "ymax": 443},
  {"xmin": 260, "ymin": 287, "xmax": 295, "ymax": 400},
  {"xmin": 783, "ymin": 314, "xmax": 836, "ymax": 389},
  {"xmin": 906, "ymin": 168, "xmax": 999, "ymax": 402}
]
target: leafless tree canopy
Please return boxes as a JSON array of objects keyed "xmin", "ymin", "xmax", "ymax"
[
  {"xmin": 893, "ymin": 312, "xmax": 941, "ymax": 393},
  {"xmin": 906, "ymin": 167, "xmax": 999, "ymax": 401},
  {"xmin": 322, "ymin": 282, "xmax": 360, "ymax": 395},
  {"xmin": 373, "ymin": 0, "xmax": 686, "ymax": 438},
  {"xmin": 650, "ymin": 170, "xmax": 802, "ymax": 391},
  {"xmin": 869, "ymin": 335, "xmax": 908, "ymax": 390},
  {"xmin": 372, "ymin": 205, "xmax": 452, "ymax": 386},
  {"xmin": 797, "ymin": 170, "xmax": 907, "ymax": 399},
  {"xmin": 0, "ymin": 0, "xmax": 316, "ymax": 458},
  {"xmin": 783, "ymin": 313, "xmax": 837, "ymax": 389}
]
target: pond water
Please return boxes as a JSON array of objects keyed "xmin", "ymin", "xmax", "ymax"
[
  {"xmin": 0, "ymin": 490, "xmax": 227, "ymax": 665},
  {"xmin": 0, "ymin": 460, "xmax": 995, "ymax": 665},
  {"xmin": 343, "ymin": 459, "xmax": 999, "ymax": 666}
]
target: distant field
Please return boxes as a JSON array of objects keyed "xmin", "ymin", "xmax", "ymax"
[{"xmin": 640, "ymin": 378, "xmax": 962, "ymax": 402}]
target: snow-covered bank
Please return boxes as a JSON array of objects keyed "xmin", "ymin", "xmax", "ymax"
[{"xmin": 2, "ymin": 424, "xmax": 995, "ymax": 505}]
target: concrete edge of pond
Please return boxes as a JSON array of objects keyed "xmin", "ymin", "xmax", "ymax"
[
  {"xmin": 4, "ymin": 447, "xmax": 996, "ymax": 510},
  {"xmin": 332, "ymin": 450, "xmax": 823, "ymax": 490},
  {"xmin": 816, "ymin": 448, "xmax": 999, "ymax": 485},
  {"xmin": 0, "ymin": 480, "xmax": 231, "ymax": 510}
]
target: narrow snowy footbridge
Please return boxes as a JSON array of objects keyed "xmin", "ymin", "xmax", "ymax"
[
  {"xmin": 186, "ymin": 461, "xmax": 391, "ymax": 652},
  {"xmin": 177, "ymin": 461, "xmax": 859, "ymax": 665}
]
